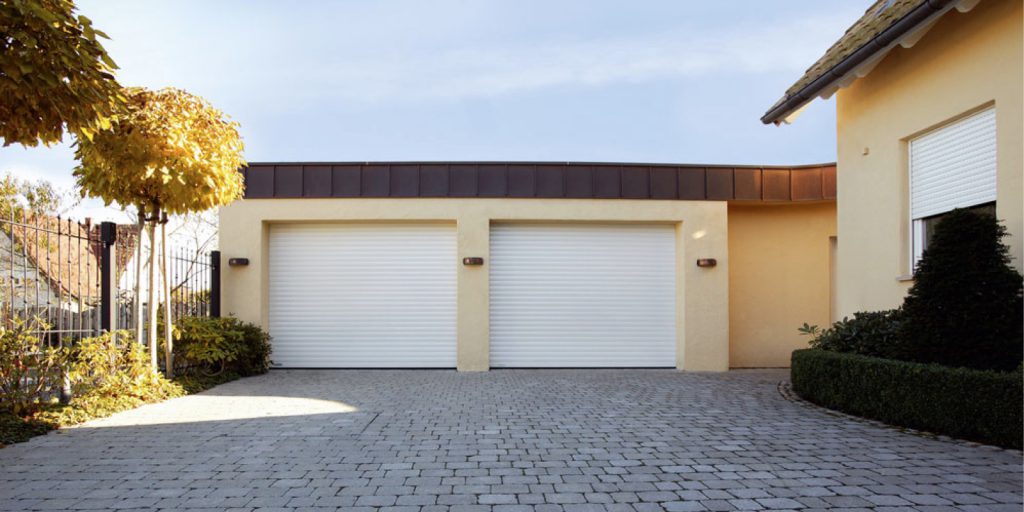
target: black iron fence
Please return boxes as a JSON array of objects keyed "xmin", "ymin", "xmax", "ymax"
[
  {"xmin": 0, "ymin": 209, "xmax": 101, "ymax": 345},
  {"xmin": 168, "ymin": 246, "xmax": 219, "ymax": 320},
  {"xmin": 0, "ymin": 208, "xmax": 221, "ymax": 344}
]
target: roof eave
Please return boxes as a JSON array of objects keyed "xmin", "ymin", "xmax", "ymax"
[{"xmin": 760, "ymin": 0, "xmax": 957, "ymax": 125}]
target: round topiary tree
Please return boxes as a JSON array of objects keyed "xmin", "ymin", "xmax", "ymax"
[
  {"xmin": 899, "ymin": 208, "xmax": 1023, "ymax": 371},
  {"xmin": 74, "ymin": 87, "xmax": 245, "ymax": 374}
]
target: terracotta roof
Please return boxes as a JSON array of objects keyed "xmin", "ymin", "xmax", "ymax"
[
  {"xmin": 762, "ymin": 0, "xmax": 958, "ymax": 124},
  {"xmin": 6, "ymin": 214, "xmax": 138, "ymax": 303}
]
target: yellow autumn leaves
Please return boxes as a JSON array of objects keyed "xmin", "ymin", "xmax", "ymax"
[{"xmin": 73, "ymin": 87, "xmax": 246, "ymax": 217}]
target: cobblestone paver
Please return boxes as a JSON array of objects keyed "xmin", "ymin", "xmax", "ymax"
[{"xmin": 0, "ymin": 369, "xmax": 1020, "ymax": 511}]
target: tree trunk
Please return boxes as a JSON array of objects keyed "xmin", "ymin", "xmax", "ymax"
[
  {"xmin": 134, "ymin": 211, "xmax": 145, "ymax": 345},
  {"xmin": 161, "ymin": 218, "xmax": 174, "ymax": 378},
  {"xmin": 147, "ymin": 217, "xmax": 158, "ymax": 369}
]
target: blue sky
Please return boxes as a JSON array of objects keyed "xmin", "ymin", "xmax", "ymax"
[{"xmin": 1, "ymin": 0, "xmax": 862, "ymax": 215}]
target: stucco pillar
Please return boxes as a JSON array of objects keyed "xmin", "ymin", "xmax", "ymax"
[
  {"xmin": 456, "ymin": 215, "xmax": 490, "ymax": 371},
  {"xmin": 680, "ymin": 204, "xmax": 730, "ymax": 371}
]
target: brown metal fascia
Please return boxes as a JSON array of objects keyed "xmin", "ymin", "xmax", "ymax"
[
  {"xmin": 242, "ymin": 161, "xmax": 836, "ymax": 202},
  {"xmin": 243, "ymin": 161, "xmax": 833, "ymax": 171},
  {"xmin": 760, "ymin": 0, "xmax": 956, "ymax": 125}
]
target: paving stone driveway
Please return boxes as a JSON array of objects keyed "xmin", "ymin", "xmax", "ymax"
[{"xmin": 0, "ymin": 369, "xmax": 1020, "ymax": 512}]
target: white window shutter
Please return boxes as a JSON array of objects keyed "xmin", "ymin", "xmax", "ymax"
[{"xmin": 910, "ymin": 107, "xmax": 997, "ymax": 220}]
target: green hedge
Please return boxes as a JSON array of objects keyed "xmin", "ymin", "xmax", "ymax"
[{"xmin": 791, "ymin": 349, "xmax": 1023, "ymax": 449}]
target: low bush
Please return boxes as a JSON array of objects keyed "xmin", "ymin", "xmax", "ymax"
[
  {"xmin": 67, "ymin": 331, "xmax": 181, "ymax": 398},
  {"xmin": 34, "ymin": 331, "xmax": 184, "ymax": 426},
  {"xmin": 791, "ymin": 348, "xmax": 1023, "ymax": 448},
  {"xmin": 1, "ymin": 317, "xmax": 270, "ymax": 447},
  {"xmin": 231, "ymin": 321, "xmax": 272, "ymax": 376},
  {"xmin": 169, "ymin": 317, "xmax": 271, "ymax": 377},
  {"xmin": 803, "ymin": 309, "xmax": 904, "ymax": 358},
  {"xmin": 0, "ymin": 317, "xmax": 70, "ymax": 414}
]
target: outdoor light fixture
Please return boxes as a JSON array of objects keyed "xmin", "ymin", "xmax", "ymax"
[
  {"xmin": 462, "ymin": 257, "xmax": 484, "ymax": 266},
  {"xmin": 696, "ymin": 258, "xmax": 717, "ymax": 268},
  {"xmin": 228, "ymin": 258, "xmax": 250, "ymax": 267}
]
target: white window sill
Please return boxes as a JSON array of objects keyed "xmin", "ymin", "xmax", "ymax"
[{"xmin": 896, "ymin": 274, "xmax": 914, "ymax": 282}]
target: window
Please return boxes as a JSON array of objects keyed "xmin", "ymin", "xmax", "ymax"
[{"xmin": 910, "ymin": 107, "xmax": 996, "ymax": 268}]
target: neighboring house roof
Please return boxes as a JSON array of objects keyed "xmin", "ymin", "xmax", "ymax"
[
  {"xmin": 3, "ymin": 214, "xmax": 138, "ymax": 304},
  {"xmin": 762, "ymin": 0, "xmax": 977, "ymax": 125}
]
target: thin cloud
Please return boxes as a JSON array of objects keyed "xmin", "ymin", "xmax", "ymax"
[{"xmin": 273, "ymin": 12, "xmax": 856, "ymax": 103}]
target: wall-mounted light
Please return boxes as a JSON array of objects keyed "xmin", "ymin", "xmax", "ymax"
[
  {"xmin": 228, "ymin": 258, "xmax": 250, "ymax": 267},
  {"xmin": 462, "ymin": 257, "xmax": 484, "ymax": 266},
  {"xmin": 696, "ymin": 258, "xmax": 717, "ymax": 268}
]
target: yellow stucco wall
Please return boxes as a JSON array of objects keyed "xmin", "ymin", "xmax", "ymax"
[
  {"xmin": 728, "ymin": 202, "xmax": 837, "ymax": 368},
  {"xmin": 835, "ymin": 0, "xmax": 1023, "ymax": 316},
  {"xmin": 219, "ymin": 198, "xmax": 730, "ymax": 371}
]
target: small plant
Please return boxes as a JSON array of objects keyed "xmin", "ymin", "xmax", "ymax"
[
  {"xmin": 0, "ymin": 317, "xmax": 69, "ymax": 414},
  {"xmin": 797, "ymin": 323, "xmax": 820, "ymax": 338}
]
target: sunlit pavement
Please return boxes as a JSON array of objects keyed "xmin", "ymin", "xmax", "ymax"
[{"xmin": 0, "ymin": 369, "xmax": 1020, "ymax": 511}]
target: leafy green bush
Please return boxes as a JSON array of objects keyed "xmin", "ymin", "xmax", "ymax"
[
  {"xmin": 791, "ymin": 349, "xmax": 1023, "ymax": 448},
  {"xmin": 804, "ymin": 310, "xmax": 904, "ymax": 358},
  {"xmin": 0, "ymin": 317, "xmax": 69, "ymax": 414},
  {"xmin": 171, "ymin": 317, "xmax": 271, "ymax": 377},
  {"xmin": 1, "ymin": 322, "xmax": 265, "ymax": 447},
  {"xmin": 231, "ymin": 321, "xmax": 272, "ymax": 376},
  {"xmin": 899, "ymin": 209, "xmax": 1023, "ymax": 371},
  {"xmin": 66, "ymin": 331, "xmax": 183, "ymax": 402}
]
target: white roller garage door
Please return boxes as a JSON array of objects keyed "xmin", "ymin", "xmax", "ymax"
[
  {"xmin": 489, "ymin": 223, "xmax": 677, "ymax": 367},
  {"xmin": 268, "ymin": 223, "xmax": 457, "ymax": 368}
]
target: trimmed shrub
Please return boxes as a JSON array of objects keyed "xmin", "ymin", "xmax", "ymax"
[
  {"xmin": 791, "ymin": 349, "xmax": 1023, "ymax": 448},
  {"xmin": 807, "ymin": 309, "xmax": 904, "ymax": 358},
  {"xmin": 899, "ymin": 209, "xmax": 1023, "ymax": 371}
]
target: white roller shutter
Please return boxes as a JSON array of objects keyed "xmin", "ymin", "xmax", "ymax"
[
  {"xmin": 268, "ymin": 223, "xmax": 456, "ymax": 368},
  {"xmin": 910, "ymin": 107, "xmax": 996, "ymax": 220},
  {"xmin": 489, "ymin": 224, "xmax": 677, "ymax": 368}
]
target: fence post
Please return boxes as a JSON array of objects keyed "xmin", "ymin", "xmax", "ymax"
[
  {"xmin": 99, "ymin": 222, "xmax": 118, "ymax": 332},
  {"xmin": 210, "ymin": 250, "xmax": 221, "ymax": 318}
]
